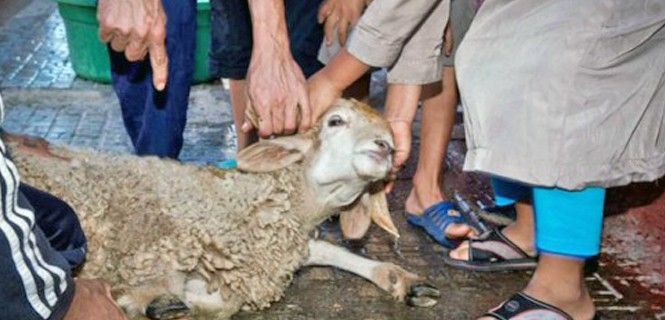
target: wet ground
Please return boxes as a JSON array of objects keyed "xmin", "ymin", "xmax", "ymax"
[{"xmin": 1, "ymin": 0, "xmax": 664, "ymax": 319}]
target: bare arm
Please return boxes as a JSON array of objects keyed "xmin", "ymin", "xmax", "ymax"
[
  {"xmin": 244, "ymin": 0, "xmax": 311, "ymax": 137},
  {"xmin": 309, "ymin": 0, "xmax": 447, "ymax": 118},
  {"xmin": 308, "ymin": 48, "xmax": 370, "ymax": 120}
]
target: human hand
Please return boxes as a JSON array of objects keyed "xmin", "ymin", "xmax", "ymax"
[
  {"xmin": 307, "ymin": 70, "xmax": 344, "ymax": 123},
  {"xmin": 98, "ymin": 0, "xmax": 168, "ymax": 90},
  {"xmin": 444, "ymin": 20, "xmax": 453, "ymax": 56},
  {"xmin": 63, "ymin": 279, "xmax": 127, "ymax": 320},
  {"xmin": 318, "ymin": 0, "xmax": 366, "ymax": 46},
  {"xmin": 243, "ymin": 46, "xmax": 311, "ymax": 137},
  {"xmin": 383, "ymin": 119, "xmax": 412, "ymax": 193},
  {"xmin": 382, "ymin": 84, "xmax": 421, "ymax": 193}
]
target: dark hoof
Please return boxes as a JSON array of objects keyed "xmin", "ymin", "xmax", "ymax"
[
  {"xmin": 145, "ymin": 294, "xmax": 190, "ymax": 320},
  {"xmin": 406, "ymin": 283, "xmax": 440, "ymax": 308}
]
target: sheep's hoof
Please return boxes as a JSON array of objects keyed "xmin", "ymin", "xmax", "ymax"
[
  {"xmin": 145, "ymin": 294, "xmax": 190, "ymax": 320},
  {"xmin": 406, "ymin": 283, "xmax": 440, "ymax": 308}
]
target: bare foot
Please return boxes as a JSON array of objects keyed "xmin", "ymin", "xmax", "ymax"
[
  {"xmin": 477, "ymin": 274, "xmax": 596, "ymax": 320},
  {"xmin": 449, "ymin": 223, "xmax": 536, "ymax": 261},
  {"xmin": 522, "ymin": 284, "xmax": 596, "ymax": 320},
  {"xmin": 406, "ymin": 190, "xmax": 475, "ymax": 240}
]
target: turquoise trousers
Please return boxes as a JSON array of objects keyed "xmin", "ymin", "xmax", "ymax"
[{"xmin": 491, "ymin": 178, "xmax": 605, "ymax": 258}]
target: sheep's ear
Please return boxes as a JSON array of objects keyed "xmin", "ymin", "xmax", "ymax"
[
  {"xmin": 237, "ymin": 135, "xmax": 313, "ymax": 172},
  {"xmin": 340, "ymin": 184, "xmax": 399, "ymax": 239}
]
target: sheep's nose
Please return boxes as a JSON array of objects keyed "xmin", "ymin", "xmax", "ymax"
[{"xmin": 374, "ymin": 139, "xmax": 393, "ymax": 156}]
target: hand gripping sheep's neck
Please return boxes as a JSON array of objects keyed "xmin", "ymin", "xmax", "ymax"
[{"xmin": 8, "ymin": 99, "xmax": 438, "ymax": 320}]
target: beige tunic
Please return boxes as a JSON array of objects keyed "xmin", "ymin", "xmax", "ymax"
[
  {"xmin": 347, "ymin": 0, "xmax": 450, "ymax": 84},
  {"xmin": 456, "ymin": 0, "xmax": 665, "ymax": 190}
]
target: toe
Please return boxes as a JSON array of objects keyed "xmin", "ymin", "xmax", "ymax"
[
  {"xmin": 445, "ymin": 223, "xmax": 473, "ymax": 239},
  {"xmin": 449, "ymin": 241, "xmax": 471, "ymax": 261}
]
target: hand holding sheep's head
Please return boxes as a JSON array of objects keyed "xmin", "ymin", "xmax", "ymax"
[{"xmin": 238, "ymin": 98, "xmax": 399, "ymax": 239}]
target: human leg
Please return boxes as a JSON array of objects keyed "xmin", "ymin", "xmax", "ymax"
[
  {"xmin": 20, "ymin": 184, "xmax": 87, "ymax": 270},
  {"xmin": 108, "ymin": 0, "xmax": 195, "ymax": 159},
  {"xmin": 384, "ymin": 83, "xmax": 471, "ymax": 246},
  {"xmin": 228, "ymin": 80, "xmax": 257, "ymax": 150},
  {"xmin": 405, "ymin": 67, "xmax": 458, "ymax": 216},
  {"xmin": 479, "ymin": 186, "xmax": 604, "ymax": 320},
  {"xmin": 210, "ymin": 0, "xmax": 253, "ymax": 154},
  {"xmin": 109, "ymin": 49, "xmax": 150, "ymax": 147},
  {"xmin": 210, "ymin": 0, "xmax": 324, "ymax": 154},
  {"xmin": 133, "ymin": 0, "xmax": 196, "ymax": 158}
]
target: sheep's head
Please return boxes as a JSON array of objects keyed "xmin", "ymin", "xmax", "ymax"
[{"xmin": 237, "ymin": 99, "xmax": 399, "ymax": 238}]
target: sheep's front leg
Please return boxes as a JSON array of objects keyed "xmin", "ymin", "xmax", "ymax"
[
  {"xmin": 304, "ymin": 240, "xmax": 440, "ymax": 307},
  {"xmin": 118, "ymin": 287, "xmax": 190, "ymax": 320},
  {"xmin": 116, "ymin": 273, "xmax": 191, "ymax": 320}
]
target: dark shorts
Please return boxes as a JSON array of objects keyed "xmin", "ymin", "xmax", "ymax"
[{"xmin": 209, "ymin": 0, "xmax": 325, "ymax": 79}]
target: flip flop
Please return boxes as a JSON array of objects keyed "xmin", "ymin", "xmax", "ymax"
[
  {"xmin": 442, "ymin": 228, "xmax": 537, "ymax": 272},
  {"xmin": 407, "ymin": 201, "xmax": 467, "ymax": 249},
  {"xmin": 484, "ymin": 292, "xmax": 600, "ymax": 320}
]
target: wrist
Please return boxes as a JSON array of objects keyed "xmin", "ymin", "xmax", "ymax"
[{"xmin": 317, "ymin": 67, "xmax": 347, "ymax": 92}]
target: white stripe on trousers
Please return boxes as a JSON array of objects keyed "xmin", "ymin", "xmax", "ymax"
[
  {"xmin": 0, "ymin": 155, "xmax": 63, "ymax": 306},
  {"xmin": 0, "ymin": 142, "xmax": 56, "ymax": 319},
  {"xmin": 6, "ymin": 158, "xmax": 69, "ymax": 294}
]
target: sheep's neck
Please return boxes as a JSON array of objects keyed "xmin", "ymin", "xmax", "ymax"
[
  {"xmin": 289, "ymin": 168, "xmax": 328, "ymax": 233},
  {"xmin": 296, "ymin": 166, "xmax": 367, "ymax": 233}
]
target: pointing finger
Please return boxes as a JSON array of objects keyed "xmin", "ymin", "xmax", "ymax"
[{"xmin": 149, "ymin": 42, "xmax": 169, "ymax": 91}]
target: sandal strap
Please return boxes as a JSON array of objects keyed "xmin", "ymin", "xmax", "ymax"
[
  {"xmin": 469, "ymin": 229, "xmax": 533, "ymax": 263},
  {"xmin": 485, "ymin": 292, "xmax": 573, "ymax": 320},
  {"xmin": 424, "ymin": 202, "xmax": 465, "ymax": 231},
  {"xmin": 406, "ymin": 201, "xmax": 466, "ymax": 248}
]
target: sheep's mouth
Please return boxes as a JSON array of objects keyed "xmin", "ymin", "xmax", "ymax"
[{"xmin": 362, "ymin": 150, "xmax": 390, "ymax": 164}]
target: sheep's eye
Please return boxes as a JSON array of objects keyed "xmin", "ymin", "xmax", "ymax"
[{"xmin": 327, "ymin": 115, "xmax": 346, "ymax": 127}]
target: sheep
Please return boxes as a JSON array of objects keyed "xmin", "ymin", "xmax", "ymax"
[{"xmin": 6, "ymin": 99, "xmax": 440, "ymax": 320}]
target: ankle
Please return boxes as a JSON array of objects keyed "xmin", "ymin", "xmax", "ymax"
[
  {"xmin": 413, "ymin": 173, "xmax": 445, "ymax": 198},
  {"xmin": 524, "ymin": 282, "xmax": 595, "ymax": 320},
  {"xmin": 501, "ymin": 224, "xmax": 535, "ymax": 255},
  {"xmin": 525, "ymin": 279, "xmax": 585, "ymax": 301}
]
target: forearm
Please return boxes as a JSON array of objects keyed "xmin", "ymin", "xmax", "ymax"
[
  {"xmin": 319, "ymin": 48, "xmax": 371, "ymax": 92},
  {"xmin": 246, "ymin": 0, "xmax": 313, "ymax": 136},
  {"xmin": 247, "ymin": 0, "xmax": 291, "ymax": 57},
  {"xmin": 385, "ymin": 84, "xmax": 422, "ymax": 122}
]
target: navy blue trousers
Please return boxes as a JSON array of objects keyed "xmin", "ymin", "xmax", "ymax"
[
  {"xmin": 20, "ymin": 184, "xmax": 87, "ymax": 271},
  {"xmin": 109, "ymin": 0, "xmax": 197, "ymax": 159}
]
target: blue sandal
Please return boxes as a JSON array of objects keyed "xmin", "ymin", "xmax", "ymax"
[{"xmin": 407, "ymin": 201, "xmax": 466, "ymax": 249}]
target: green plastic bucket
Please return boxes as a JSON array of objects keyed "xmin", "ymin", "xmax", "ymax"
[{"xmin": 56, "ymin": 0, "xmax": 213, "ymax": 83}]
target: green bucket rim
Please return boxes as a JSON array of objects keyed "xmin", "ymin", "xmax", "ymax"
[{"xmin": 56, "ymin": 0, "xmax": 210, "ymax": 10}]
